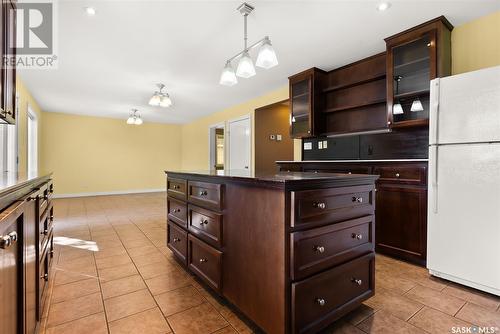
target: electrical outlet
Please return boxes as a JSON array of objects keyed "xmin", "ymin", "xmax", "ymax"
[
  {"xmin": 318, "ymin": 141, "xmax": 323, "ymax": 149},
  {"xmin": 323, "ymin": 140, "xmax": 328, "ymax": 149}
]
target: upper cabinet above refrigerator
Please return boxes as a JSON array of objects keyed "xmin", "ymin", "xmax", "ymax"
[{"xmin": 385, "ymin": 16, "xmax": 453, "ymax": 129}]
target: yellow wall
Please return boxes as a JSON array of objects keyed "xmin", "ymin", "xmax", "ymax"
[
  {"xmin": 40, "ymin": 112, "xmax": 182, "ymax": 195},
  {"xmin": 16, "ymin": 78, "xmax": 44, "ymax": 178},
  {"xmin": 452, "ymin": 10, "xmax": 500, "ymax": 74}
]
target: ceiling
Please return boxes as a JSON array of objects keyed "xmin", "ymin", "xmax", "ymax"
[{"xmin": 19, "ymin": 0, "xmax": 500, "ymax": 124}]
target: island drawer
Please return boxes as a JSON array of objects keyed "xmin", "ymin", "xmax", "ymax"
[
  {"xmin": 188, "ymin": 235, "xmax": 222, "ymax": 293},
  {"xmin": 188, "ymin": 204, "xmax": 223, "ymax": 249},
  {"xmin": 291, "ymin": 185, "xmax": 375, "ymax": 229},
  {"xmin": 292, "ymin": 253, "xmax": 374, "ymax": 334},
  {"xmin": 188, "ymin": 181, "xmax": 223, "ymax": 210},
  {"xmin": 167, "ymin": 221, "xmax": 188, "ymax": 265},
  {"xmin": 167, "ymin": 197, "xmax": 187, "ymax": 228},
  {"xmin": 291, "ymin": 215, "xmax": 374, "ymax": 280},
  {"xmin": 373, "ymin": 166, "xmax": 426, "ymax": 185},
  {"xmin": 167, "ymin": 178, "xmax": 187, "ymax": 200}
]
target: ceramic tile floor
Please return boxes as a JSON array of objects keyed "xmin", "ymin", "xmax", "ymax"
[{"xmin": 40, "ymin": 193, "xmax": 500, "ymax": 334}]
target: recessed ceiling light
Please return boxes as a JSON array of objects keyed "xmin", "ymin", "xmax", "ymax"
[
  {"xmin": 84, "ymin": 7, "xmax": 96, "ymax": 16},
  {"xmin": 376, "ymin": 2, "xmax": 391, "ymax": 11}
]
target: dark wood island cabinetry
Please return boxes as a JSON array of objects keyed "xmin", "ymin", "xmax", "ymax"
[{"xmin": 166, "ymin": 170, "xmax": 378, "ymax": 334}]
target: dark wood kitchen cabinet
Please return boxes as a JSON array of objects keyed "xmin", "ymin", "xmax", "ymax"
[
  {"xmin": 166, "ymin": 171, "xmax": 378, "ymax": 333},
  {"xmin": 277, "ymin": 161, "xmax": 428, "ymax": 266},
  {"xmin": 0, "ymin": 174, "xmax": 54, "ymax": 334},
  {"xmin": 386, "ymin": 16, "xmax": 452, "ymax": 129},
  {"xmin": 0, "ymin": 0, "xmax": 17, "ymax": 124},
  {"xmin": 289, "ymin": 68, "xmax": 327, "ymax": 138}
]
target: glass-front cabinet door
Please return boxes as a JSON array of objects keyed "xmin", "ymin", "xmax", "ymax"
[{"xmin": 290, "ymin": 75, "xmax": 312, "ymax": 137}]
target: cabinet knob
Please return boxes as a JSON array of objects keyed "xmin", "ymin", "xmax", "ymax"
[
  {"xmin": 41, "ymin": 229, "xmax": 48, "ymax": 236},
  {"xmin": 307, "ymin": 130, "xmax": 311, "ymax": 134},
  {"xmin": 348, "ymin": 172, "xmax": 352, "ymax": 175},
  {"xmin": 199, "ymin": 190, "xmax": 208, "ymax": 196},
  {"xmin": 41, "ymin": 273, "xmax": 48, "ymax": 281},
  {"xmin": 199, "ymin": 258, "xmax": 208, "ymax": 263},
  {"xmin": 395, "ymin": 173, "xmax": 400, "ymax": 178},
  {"xmin": 352, "ymin": 278, "xmax": 362, "ymax": 286},
  {"xmin": 351, "ymin": 233, "xmax": 363, "ymax": 240},
  {"xmin": 352, "ymin": 197, "xmax": 363, "ymax": 203},
  {"xmin": 171, "ymin": 208, "xmax": 180, "ymax": 213},
  {"xmin": 314, "ymin": 202, "xmax": 326, "ymax": 209},
  {"xmin": 314, "ymin": 245, "xmax": 325, "ymax": 254},
  {"xmin": 316, "ymin": 298, "xmax": 326, "ymax": 306},
  {"xmin": 200, "ymin": 219, "xmax": 208, "ymax": 226},
  {"xmin": 172, "ymin": 237, "xmax": 181, "ymax": 243},
  {"xmin": 172, "ymin": 185, "xmax": 180, "ymax": 190},
  {"xmin": 0, "ymin": 231, "xmax": 17, "ymax": 249}
]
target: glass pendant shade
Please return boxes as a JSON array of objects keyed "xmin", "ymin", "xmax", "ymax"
[
  {"xmin": 149, "ymin": 93, "xmax": 161, "ymax": 106},
  {"xmin": 256, "ymin": 38, "xmax": 278, "ymax": 69},
  {"xmin": 393, "ymin": 103, "xmax": 404, "ymax": 115},
  {"xmin": 219, "ymin": 62, "xmax": 238, "ymax": 86},
  {"xmin": 410, "ymin": 98, "xmax": 424, "ymax": 112},
  {"xmin": 236, "ymin": 51, "xmax": 256, "ymax": 78},
  {"xmin": 134, "ymin": 117, "xmax": 143, "ymax": 125},
  {"xmin": 126, "ymin": 116, "xmax": 135, "ymax": 124},
  {"xmin": 159, "ymin": 94, "xmax": 172, "ymax": 107}
]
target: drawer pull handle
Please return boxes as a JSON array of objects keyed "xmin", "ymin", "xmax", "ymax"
[
  {"xmin": 352, "ymin": 278, "xmax": 362, "ymax": 286},
  {"xmin": 0, "ymin": 231, "xmax": 17, "ymax": 249},
  {"xmin": 41, "ymin": 273, "xmax": 48, "ymax": 281},
  {"xmin": 313, "ymin": 202, "xmax": 326, "ymax": 209},
  {"xmin": 172, "ymin": 185, "xmax": 180, "ymax": 190},
  {"xmin": 199, "ymin": 258, "xmax": 208, "ymax": 263},
  {"xmin": 200, "ymin": 219, "xmax": 208, "ymax": 225},
  {"xmin": 395, "ymin": 173, "xmax": 400, "ymax": 178},
  {"xmin": 352, "ymin": 197, "xmax": 363, "ymax": 203},
  {"xmin": 314, "ymin": 245, "xmax": 325, "ymax": 254},
  {"xmin": 171, "ymin": 209, "xmax": 181, "ymax": 213},
  {"xmin": 351, "ymin": 233, "xmax": 363, "ymax": 240},
  {"xmin": 172, "ymin": 238, "xmax": 181, "ymax": 243},
  {"xmin": 316, "ymin": 298, "xmax": 326, "ymax": 306},
  {"xmin": 199, "ymin": 190, "xmax": 208, "ymax": 196},
  {"xmin": 41, "ymin": 229, "xmax": 48, "ymax": 236},
  {"xmin": 50, "ymin": 215, "xmax": 54, "ymax": 221}
]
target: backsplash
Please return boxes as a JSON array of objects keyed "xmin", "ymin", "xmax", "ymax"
[{"xmin": 302, "ymin": 128, "xmax": 429, "ymax": 160}]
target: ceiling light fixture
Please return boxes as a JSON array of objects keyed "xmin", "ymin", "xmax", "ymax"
[
  {"xmin": 219, "ymin": 2, "xmax": 278, "ymax": 86},
  {"xmin": 149, "ymin": 83, "xmax": 172, "ymax": 108},
  {"xmin": 84, "ymin": 7, "xmax": 96, "ymax": 16},
  {"xmin": 411, "ymin": 98, "xmax": 424, "ymax": 112},
  {"xmin": 376, "ymin": 2, "xmax": 391, "ymax": 11},
  {"xmin": 127, "ymin": 109, "xmax": 143, "ymax": 125}
]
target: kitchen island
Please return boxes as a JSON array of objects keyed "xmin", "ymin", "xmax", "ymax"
[{"xmin": 165, "ymin": 170, "xmax": 378, "ymax": 334}]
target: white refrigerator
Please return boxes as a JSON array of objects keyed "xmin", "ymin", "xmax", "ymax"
[{"xmin": 427, "ymin": 65, "xmax": 500, "ymax": 296}]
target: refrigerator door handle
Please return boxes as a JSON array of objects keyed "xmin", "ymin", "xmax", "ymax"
[
  {"xmin": 430, "ymin": 78, "xmax": 440, "ymax": 145},
  {"xmin": 430, "ymin": 145, "xmax": 439, "ymax": 213}
]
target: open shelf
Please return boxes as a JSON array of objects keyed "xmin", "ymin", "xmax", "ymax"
[
  {"xmin": 322, "ymin": 75, "xmax": 386, "ymax": 93},
  {"xmin": 392, "ymin": 118, "xmax": 429, "ymax": 129},
  {"xmin": 394, "ymin": 56, "xmax": 430, "ymax": 77},
  {"xmin": 324, "ymin": 99, "xmax": 386, "ymax": 113},
  {"xmin": 292, "ymin": 92, "xmax": 309, "ymax": 99},
  {"xmin": 394, "ymin": 89, "xmax": 429, "ymax": 100}
]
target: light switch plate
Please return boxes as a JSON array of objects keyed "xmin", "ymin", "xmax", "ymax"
[
  {"xmin": 304, "ymin": 142, "xmax": 313, "ymax": 150},
  {"xmin": 318, "ymin": 141, "xmax": 323, "ymax": 149},
  {"xmin": 323, "ymin": 140, "xmax": 328, "ymax": 149},
  {"xmin": 276, "ymin": 134, "xmax": 282, "ymax": 141}
]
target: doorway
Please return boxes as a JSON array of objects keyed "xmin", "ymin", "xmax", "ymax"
[
  {"xmin": 209, "ymin": 123, "xmax": 225, "ymax": 171},
  {"xmin": 227, "ymin": 116, "xmax": 251, "ymax": 171}
]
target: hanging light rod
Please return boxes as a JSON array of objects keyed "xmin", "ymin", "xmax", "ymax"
[{"xmin": 219, "ymin": 2, "xmax": 278, "ymax": 86}]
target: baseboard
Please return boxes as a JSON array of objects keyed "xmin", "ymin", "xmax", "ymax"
[{"xmin": 53, "ymin": 188, "xmax": 165, "ymax": 199}]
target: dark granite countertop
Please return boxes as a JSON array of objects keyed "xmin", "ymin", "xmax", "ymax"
[
  {"xmin": 165, "ymin": 170, "xmax": 378, "ymax": 188},
  {"xmin": 0, "ymin": 172, "xmax": 52, "ymax": 198}
]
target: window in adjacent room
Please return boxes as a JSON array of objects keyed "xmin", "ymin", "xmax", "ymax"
[{"xmin": 27, "ymin": 106, "xmax": 38, "ymax": 176}]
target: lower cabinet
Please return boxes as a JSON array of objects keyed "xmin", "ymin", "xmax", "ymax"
[
  {"xmin": 375, "ymin": 184, "xmax": 427, "ymax": 265},
  {"xmin": 187, "ymin": 235, "xmax": 222, "ymax": 293}
]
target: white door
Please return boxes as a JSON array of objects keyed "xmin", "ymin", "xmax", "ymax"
[
  {"xmin": 27, "ymin": 107, "xmax": 38, "ymax": 176},
  {"xmin": 228, "ymin": 116, "xmax": 251, "ymax": 171},
  {"xmin": 428, "ymin": 142, "xmax": 500, "ymax": 294}
]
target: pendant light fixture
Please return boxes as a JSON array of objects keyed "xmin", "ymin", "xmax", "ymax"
[
  {"xmin": 393, "ymin": 75, "xmax": 404, "ymax": 115},
  {"xmin": 410, "ymin": 98, "xmax": 424, "ymax": 112},
  {"xmin": 149, "ymin": 83, "xmax": 172, "ymax": 108},
  {"xmin": 126, "ymin": 109, "xmax": 143, "ymax": 125},
  {"xmin": 219, "ymin": 2, "xmax": 278, "ymax": 86}
]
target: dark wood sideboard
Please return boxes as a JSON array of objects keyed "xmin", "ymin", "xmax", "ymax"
[
  {"xmin": 277, "ymin": 161, "xmax": 427, "ymax": 266},
  {"xmin": 0, "ymin": 174, "xmax": 54, "ymax": 334},
  {"xmin": 166, "ymin": 171, "xmax": 378, "ymax": 334}
]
